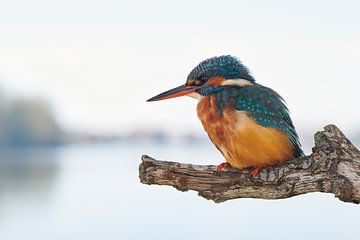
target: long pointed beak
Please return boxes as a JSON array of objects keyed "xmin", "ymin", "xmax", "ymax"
[{"xmin": 147, "ymin": 84, "xmax": 200, "ymax": 102}]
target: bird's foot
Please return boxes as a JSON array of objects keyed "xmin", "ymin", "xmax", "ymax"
[
  {"xmin": 216, "ymin": 162, "xmax": 231, "ymax": 172},
  {"xmin": 250, "ymin": 167, "xmax": 261, "ymax": 177}
]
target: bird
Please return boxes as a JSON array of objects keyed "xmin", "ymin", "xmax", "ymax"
[{"xmin": 147, "ymin": 55, "xmax": 303, "ymax": 176}]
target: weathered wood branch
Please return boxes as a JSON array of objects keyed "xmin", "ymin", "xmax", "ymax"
[{"xmin": 139, "ymin": 125, "xmax": 360, "ymax": 204}]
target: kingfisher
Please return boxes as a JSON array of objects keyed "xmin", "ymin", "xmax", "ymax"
[{"xmin": 147, "ymin": 55, "xmax": 303, "ymax": 176}]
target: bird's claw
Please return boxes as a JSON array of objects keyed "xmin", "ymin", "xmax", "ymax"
[
  {"xmin": 216, "ymin": 162, "xmax": 231, "ymax": 172},
  {"xmin": 251, "ymin": 167, "xmax": 261, "ymax": 177}
]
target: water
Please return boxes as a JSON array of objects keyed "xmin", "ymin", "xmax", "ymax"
[{"xmin": 0, "ymin": 142, "xmax": 359, "ymax": 240}]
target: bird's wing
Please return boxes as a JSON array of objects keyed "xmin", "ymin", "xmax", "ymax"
[{"xmin": 234, "ymin": 84, "xmax": 303, "ymax": 156}]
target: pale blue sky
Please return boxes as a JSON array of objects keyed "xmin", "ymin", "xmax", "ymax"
[{"xmin": 0, "ymin": 0, "xmax": 359, "ymax": 142}]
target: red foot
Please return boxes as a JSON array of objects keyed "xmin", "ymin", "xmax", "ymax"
[
  {"xmin": 251, "ymin": 167, "xmax": 261, "ymax": 177},
  {"xmin": 216, "ymin": 162, "xmax": 231, "ymax": 172}
]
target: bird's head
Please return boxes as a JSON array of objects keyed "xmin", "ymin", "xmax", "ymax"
[{"xmin": 147, "ymin": 55, "xmax": 255, "ymax": 102}]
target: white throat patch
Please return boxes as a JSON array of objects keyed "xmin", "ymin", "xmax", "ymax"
[{"xmin": 187, "ymin": 92, "xmax": 203, "ymax": 101}]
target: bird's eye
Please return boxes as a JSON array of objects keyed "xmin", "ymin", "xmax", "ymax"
[{"xmin": 194, "ymin": 79, "xmax": 202, "ymax": 86}]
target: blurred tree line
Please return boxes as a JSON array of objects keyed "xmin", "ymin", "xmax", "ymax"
[{"xmin": 0, "ymin": 89, "xmax": 63, "ymax": 146}]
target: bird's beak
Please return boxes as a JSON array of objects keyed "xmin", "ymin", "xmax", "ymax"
[{"xmin": 147, "ymin": 84, "xmax": 200, "ymax": 102}]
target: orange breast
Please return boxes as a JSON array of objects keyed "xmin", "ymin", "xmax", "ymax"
[{"xmin": 197, "ymin": 96, "xmax": 295, "ymax": 168}]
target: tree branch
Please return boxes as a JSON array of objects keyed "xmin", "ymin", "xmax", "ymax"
[{"xmin": 139, "ymin": 125, "xmax": 360, "ymax": 204}]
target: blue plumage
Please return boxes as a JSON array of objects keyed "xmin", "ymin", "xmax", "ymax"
[
  {"xmin": 192, "ymin": 56, "xmax": 303, "ymax": 157},
  {"xmin": 187, "ymin": 55, "xmax": 255, "ymax": 83}
]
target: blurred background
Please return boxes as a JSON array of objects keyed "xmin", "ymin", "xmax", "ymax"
[{"xmin": 0, "ymin": 0, "xmax": 360, "ymax": 239}]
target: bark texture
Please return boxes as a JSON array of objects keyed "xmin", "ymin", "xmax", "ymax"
[{"xmin": 139, "ymin": 125, "xmax": 360, "ymax": 204}]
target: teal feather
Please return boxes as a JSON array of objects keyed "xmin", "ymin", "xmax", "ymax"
[
  {"xmin": 235, "ymin": 84, "xmax": 303, "ymax": 157},
  {"xmin": 205, "ymin": 84, "xmax": 303, "ymax": 157}
]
